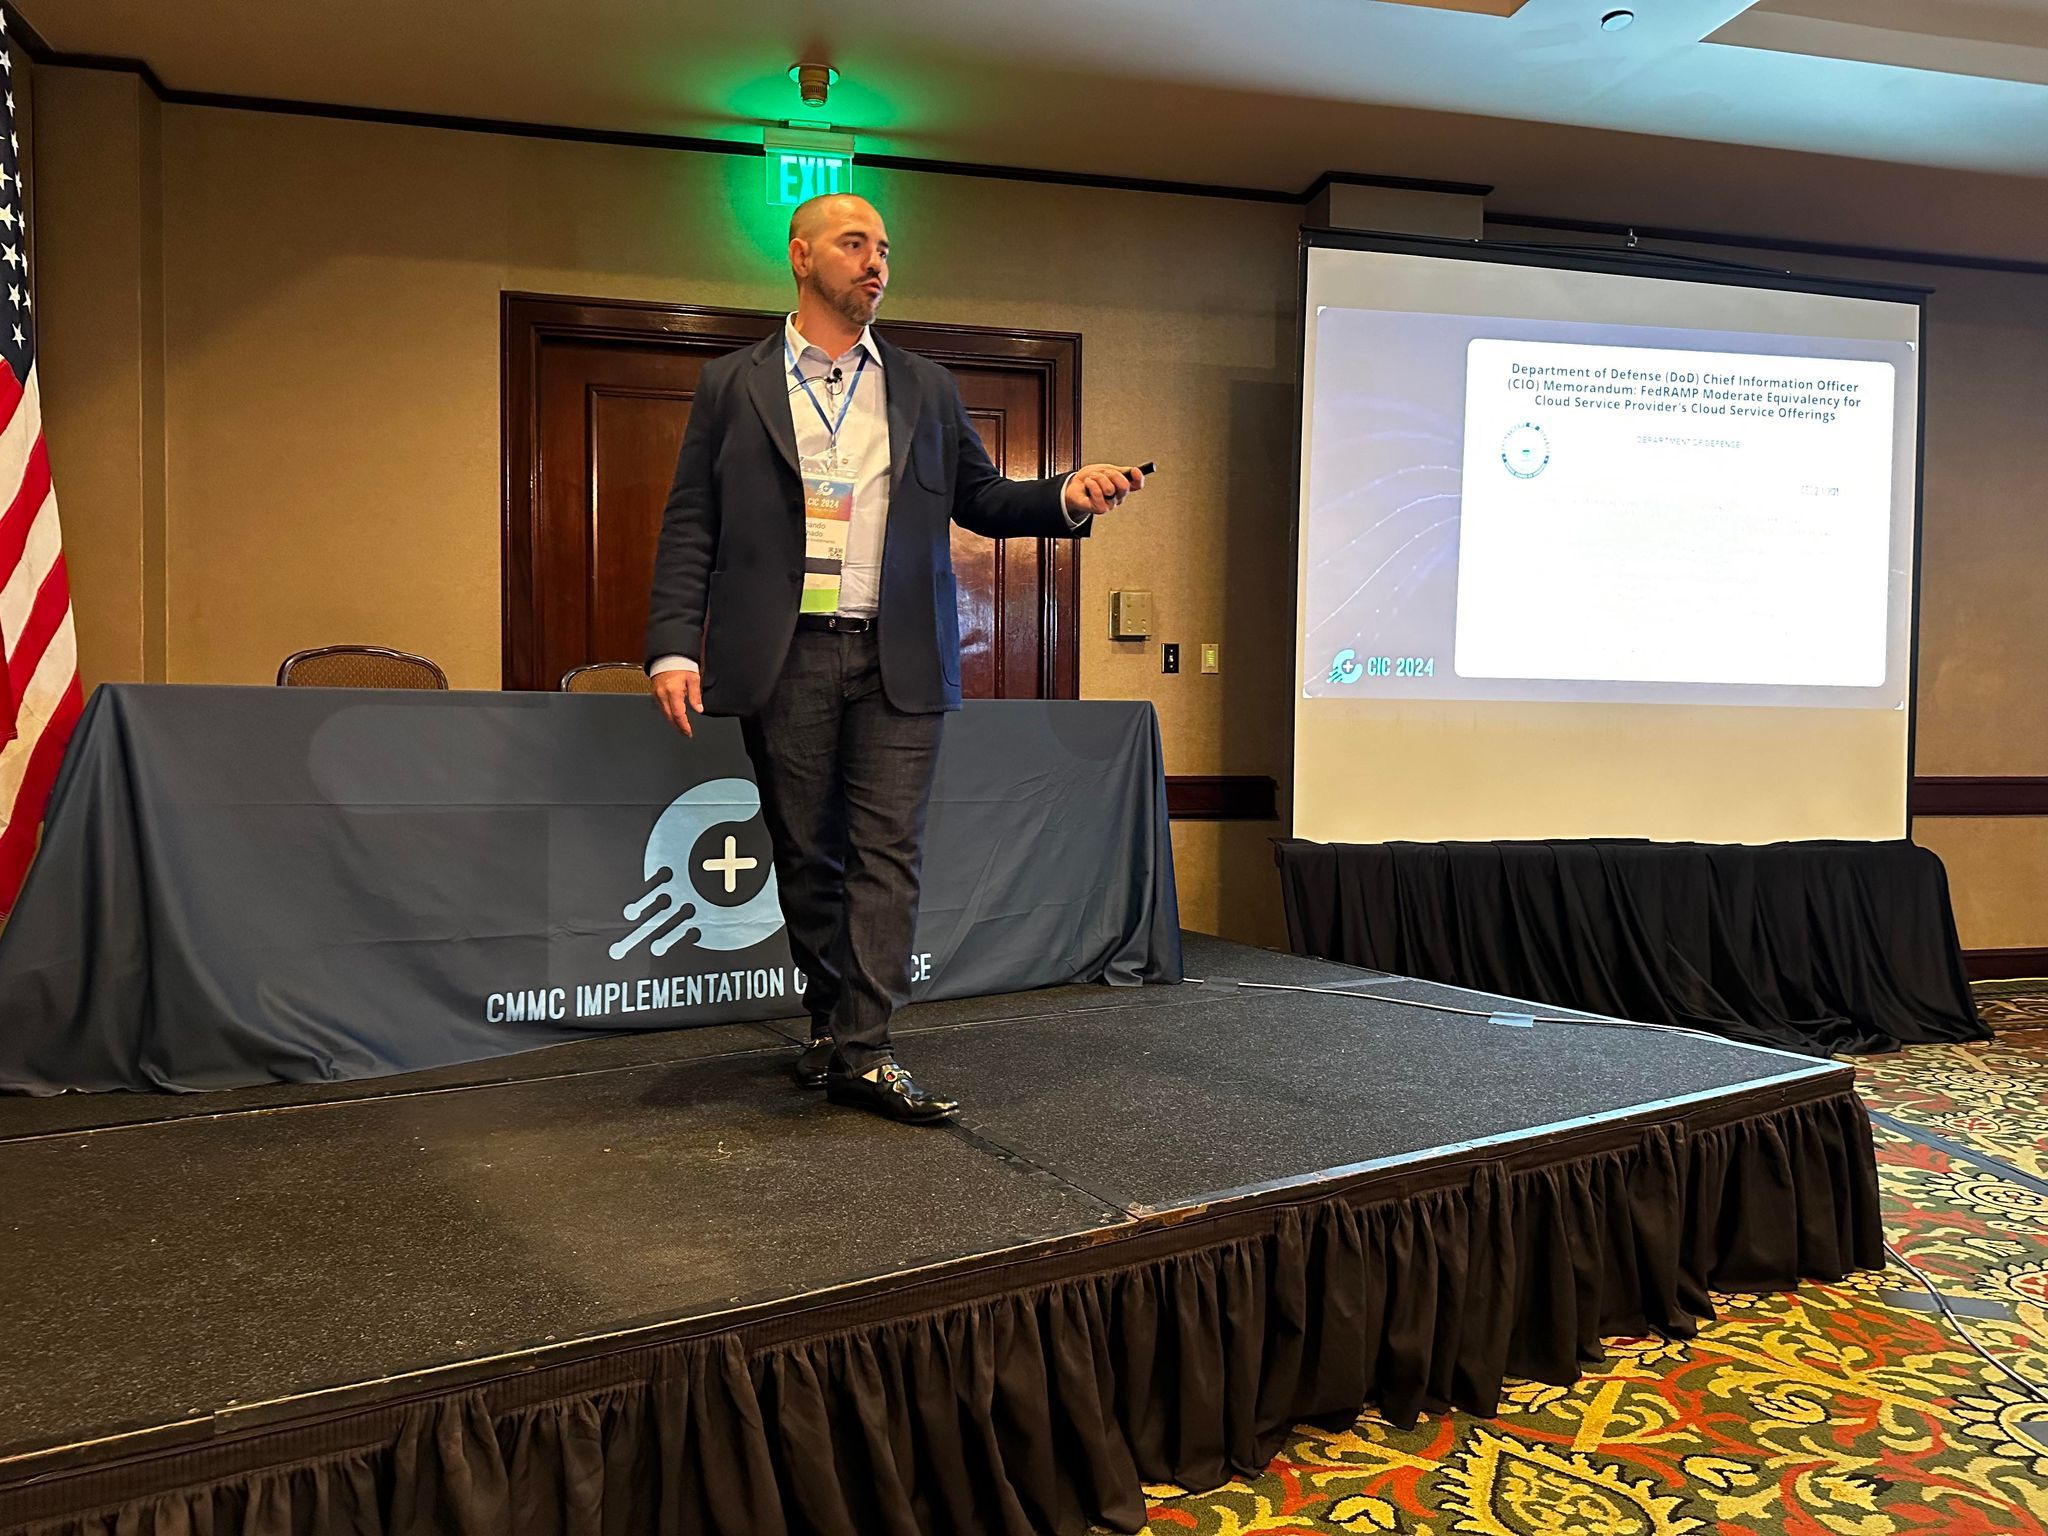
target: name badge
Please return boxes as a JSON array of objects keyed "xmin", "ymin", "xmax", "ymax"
[{"xmin": 801, "ymin": 465, "xmax": 855, "ymax": 614}]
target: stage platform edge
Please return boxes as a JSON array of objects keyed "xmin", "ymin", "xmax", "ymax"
[{"xmin": 0, "ymin": 934, "xmax": 1883, "ymax": 1536}]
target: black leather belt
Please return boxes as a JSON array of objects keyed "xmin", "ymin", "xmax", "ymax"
[{"xmin": 796, "ymin": 613, "xmax": 874, "ymax": 633}]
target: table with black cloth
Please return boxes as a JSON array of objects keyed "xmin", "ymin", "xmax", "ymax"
[
  {"xmin": 1275, "ymin": 838, "xmax": 1983, "ymax": 1055},
  {"xmin": 0, "ymin": 686, "xmax": 1181, "ymax": 1093}
]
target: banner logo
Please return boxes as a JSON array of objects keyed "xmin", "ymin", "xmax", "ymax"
[{"xmin": 610, "ymin": 778, "xmax": 784, "ymax": 959}]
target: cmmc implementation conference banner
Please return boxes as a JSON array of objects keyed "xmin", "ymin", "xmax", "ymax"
[{"xmin": 0, "ymin": 687, "xmax": 1180, "ymax": 1093}]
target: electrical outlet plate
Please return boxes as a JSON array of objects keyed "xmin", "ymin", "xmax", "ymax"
[{"xmin": 1109, "ymin": 590, "xmax": 1153, "ymax": 640}]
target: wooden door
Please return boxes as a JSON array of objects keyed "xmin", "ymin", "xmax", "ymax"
[{"xmin": 502, "ymin": 296, "xmax": 1081, "ymax": 697}]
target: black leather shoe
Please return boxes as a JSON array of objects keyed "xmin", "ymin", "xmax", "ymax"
[
  {"xmin": 792, "ymin": 1036, "xmax": 834, "ymax": 1090},
  {"xmin": 825, "ymin": 1062, "xmax": 959, "ymax": 1124}
]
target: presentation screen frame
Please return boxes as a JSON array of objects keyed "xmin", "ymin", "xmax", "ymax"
[{"xmin": 1288, "ymin": 227, "xmax": 1931, "ymax": 842}]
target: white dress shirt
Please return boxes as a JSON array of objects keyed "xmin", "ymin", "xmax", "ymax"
[
  {"xmin": 784, "ymin": 316, "xmax": 893, "ymax": 619},
  {"xmin": 653, "ymin": 314, "xmax": 1081, "ymax": 678}
]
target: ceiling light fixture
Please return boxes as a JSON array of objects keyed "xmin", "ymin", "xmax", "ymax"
[
  {"xmin": 1600, "ymin": 9, "xmax": 1635, "ymax": 30},
  {"xmin": 788, "ymin": 62, "xmax": 840, "ymax": 110}
]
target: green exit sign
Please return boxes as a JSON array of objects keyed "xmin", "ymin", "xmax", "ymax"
[
  {"xmin": 763, "ymin": 126, "xmax": 858, "ymax": 207},
  {"xmin": 767, "ymin": 151, "xmax": 854, "ymax": 206}
]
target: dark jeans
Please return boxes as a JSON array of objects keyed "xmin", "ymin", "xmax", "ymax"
[{"xmin": 740, "ymin": 629, "xmax": 945, "ymax": 1073}]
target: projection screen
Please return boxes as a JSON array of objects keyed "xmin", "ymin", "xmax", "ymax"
[{"xmin": 1292, "ymin": 233, "xmax": 1924, "ymax": 846}]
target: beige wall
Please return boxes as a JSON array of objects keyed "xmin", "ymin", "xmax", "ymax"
[
  {"xmin": 1897, "ymin": 259, "xmax": 2048, "ymax": 944},
  {"xmin": 42, "ymin": 84, "xmax": 1302, "ymax": 942},
  {"xmin": 29, "ymin": 65, "xmax": 2048, "ymax": 949},
  {"xmin": 31, "ymin": 64, "xmax": 167, "ymax": 687},
  {"xmin": 1913, "ymin": 819, "xmax": 2048, "ymax": 950}
]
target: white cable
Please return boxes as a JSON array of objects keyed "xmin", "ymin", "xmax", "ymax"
[{"xmin": 1883, "ymin": 1240, "xmax": 2048, "ymax": 1402}]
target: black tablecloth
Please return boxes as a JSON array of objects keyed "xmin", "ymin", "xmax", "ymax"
[
  {"xmin": 0, "ymin": 687, "xmax": 1180, "ymax": 1092},
  {"xmin": 1275, "ymin": 839, "xmax": 1983, "ymax": 1055}
]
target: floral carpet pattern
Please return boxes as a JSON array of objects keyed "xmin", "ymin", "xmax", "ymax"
[
  {"xmin": 1140, "ymin": 1018, "xmax": 2048, "ymax": 1536},
  {"xmin": 1967, "ymin": 979, "xmax": 2048, "ymax": 1035}
]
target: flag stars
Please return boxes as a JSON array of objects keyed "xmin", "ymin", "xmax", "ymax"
[{"xmin": 0, "ymin": 41, "xmax": 35, "ymax": 370}]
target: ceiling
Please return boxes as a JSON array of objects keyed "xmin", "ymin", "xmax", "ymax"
[{"xmin": 22, "ymin": 0, "xmax": 2048, "ymax": 251}]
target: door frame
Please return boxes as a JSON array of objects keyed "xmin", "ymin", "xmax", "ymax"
[{"xmin": 500, "ymin": 292, "xmax": 1084, "ymax": 695}]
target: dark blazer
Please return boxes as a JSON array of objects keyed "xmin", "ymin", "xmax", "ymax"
[{"xmin": 644, "ymin": 332, "xmax": 1085, "ymax": 716}]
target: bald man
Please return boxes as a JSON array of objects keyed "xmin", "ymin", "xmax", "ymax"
[{"xmin": 644, "ymin": 194, "xmax": 1144, "ymax": 1123}]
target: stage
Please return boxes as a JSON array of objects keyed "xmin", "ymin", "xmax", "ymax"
[{"xmin": 0, "ymin": 935, "xmax": 1882, "ymax": 1536}]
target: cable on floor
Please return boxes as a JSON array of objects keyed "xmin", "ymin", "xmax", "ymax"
[{"xmin": 1884, "ymin": 1239, "xmax": 2048, "ymax": 1404}]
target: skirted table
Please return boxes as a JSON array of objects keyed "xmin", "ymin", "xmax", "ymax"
[
  {"xmin": 0, "ymin": 686, "xmax": 1181, "ymax": 1092},
  {"xmin": 1275, "ymin": 837, "xmax": 1983, "ymax": 1055}
]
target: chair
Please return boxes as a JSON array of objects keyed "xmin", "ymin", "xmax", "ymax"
[
  {"xmin": 560, "ymin": 662, "xmax": 653, "ymax": 695},
  {"xmin": 277, "ymin": 645, "xmax": 449, "ymax": 689}
]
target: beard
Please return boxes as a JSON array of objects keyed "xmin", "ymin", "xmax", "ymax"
[{"xmin": 819, "ymin": 270, "xmax": 883, "ymax": 327}]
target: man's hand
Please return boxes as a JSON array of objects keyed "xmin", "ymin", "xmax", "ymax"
[
  {"xmin": 1064, "ymin": 463, "xmax": 1146, "ymax": 519},
  {"xmin": 652, "ymin": 668, "xmax": 703, "ymax": 738}
]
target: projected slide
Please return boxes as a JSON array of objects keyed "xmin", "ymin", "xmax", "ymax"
[
  {"xmin": 1456, "ymin": 339, "xmax": 1896, "ymax": 688},
  {"xmin": 1299, "ymin": 309, "xmax": 1915, "ymax": 708}
]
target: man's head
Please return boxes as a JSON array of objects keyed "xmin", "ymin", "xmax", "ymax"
[{"xmin": 788, "ymin": 194, "xmax": 889, "ymax": 329}]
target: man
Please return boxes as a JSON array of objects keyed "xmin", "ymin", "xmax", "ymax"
[{"xmin": 644, "ymin": 193, "xmax": 1143, "ymax": 1124}]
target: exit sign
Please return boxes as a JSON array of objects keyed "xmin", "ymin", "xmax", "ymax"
[
  {"xmin": 763, "ymin": 127, "xmax": 858, "ymax": 207},
  {"xmin": 768, "ymin": 151, "xmax": 853, "ymax": 206}
]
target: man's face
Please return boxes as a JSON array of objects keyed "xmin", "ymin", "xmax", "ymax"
[{"xmin": 794, "ymin": 198, "xmax": 890, "ymax": 328}]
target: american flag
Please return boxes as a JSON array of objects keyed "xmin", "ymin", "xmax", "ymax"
[{"xmin": 0, "ymin": 12, "xmax": 82, "ymax": 915}]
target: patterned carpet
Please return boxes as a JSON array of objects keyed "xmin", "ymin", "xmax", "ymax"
[
  {"xmin": 1973, "ymin": 979, "xmax": 2048, "ymax": 1035},
  {"xmin": 1140, "ymin": 994, "xmax": 2048, "ymax": 1536}
]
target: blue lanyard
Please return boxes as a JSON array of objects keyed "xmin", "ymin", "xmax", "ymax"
[{"xmin": 786, "ymin": 342, "xmax": 869, "ymax": 444}]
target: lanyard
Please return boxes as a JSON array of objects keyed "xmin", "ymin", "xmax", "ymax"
[{"xmin": 786, "ymin": 342, "xmax": 869, "ymax": 445}]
